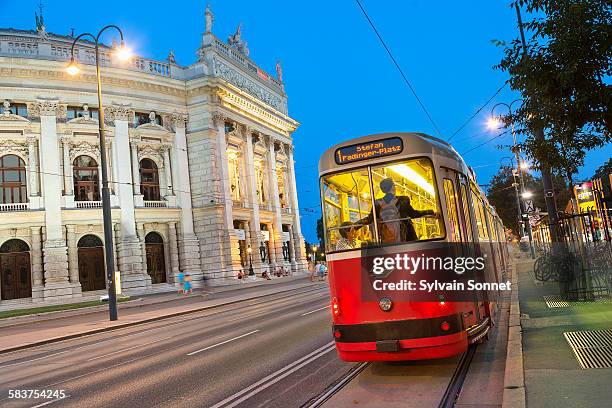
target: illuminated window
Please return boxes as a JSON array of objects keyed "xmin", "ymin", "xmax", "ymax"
[
  {"xmin": 370, "ymin": 158, "xmax": 443, "ymax": 244},
  {"xmin": 321, "ymin": 167, "xmax": 374, "ymax": 252},
  {"xmin": 460, "ymin": 184, "xmax": 474, "ymax": 241},
  {"xmin": 470, "ymin": 185, "xmax": 489, "ymax": 241},
  {"xmin": 443, "ymin": 179, "xmax": 462, "ymax": 242},
  {"xmin": 228, "ymin": 151, "xmax": 241, "ymax": 201},
  {"xmin": 321, "ymin": 158, "xmax": 444, "ymax": 252}
]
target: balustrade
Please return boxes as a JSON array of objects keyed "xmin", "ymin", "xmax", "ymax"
[
  {"xmin": 0, "ymin": 203, "xmax": 29, "ymax": 212},
  {"xmin": 76, "ymin": 201, "xmax": 102, "ymax": 209},
  {"xmin": 144, "ymin": 200, "xmax": 167, "ymax": 208}
]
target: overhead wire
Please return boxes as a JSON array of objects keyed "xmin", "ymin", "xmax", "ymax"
[
  {"xmin": 447, "ymin": 82, "xmax": 508, "ymax": 142},
  {"xmin": 354, "ymin": 0, "xmax": 443, "ymax": 138}
]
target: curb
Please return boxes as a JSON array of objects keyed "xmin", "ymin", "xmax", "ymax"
[
  {"xmin": 0, "ymin": 297, "xmax": 145, "ymax": 329},
  {"xmin": 0, "ymin": 282, "xmax": 322, "ymax": 355},
  {"xmin": 502, "ymin": 262, "xmax": 527, "ymax": 408}
]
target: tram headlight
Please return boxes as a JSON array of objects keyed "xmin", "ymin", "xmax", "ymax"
[{"xmin": 379, "ymin": 297, "xmax": 393, "ymax": 312}]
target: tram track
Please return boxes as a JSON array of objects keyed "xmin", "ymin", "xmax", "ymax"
[
  {"xmin": 302, "ymin": 361, "xmax": 370, "ymax": 408},
  {"xmin": 302, "ymin": 344, "xmax": 478, "ymax": 408},
  {"xmin": 438, "ymin": 345, "xmax": 478, "ymax": 408}
]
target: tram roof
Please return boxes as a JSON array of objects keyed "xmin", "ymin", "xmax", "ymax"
[{"xmin": 318, "ymin": 132, "xmax": 465, "ymax": 175}]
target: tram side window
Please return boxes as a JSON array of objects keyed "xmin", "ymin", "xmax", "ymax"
[
  {"xmin": 471, "ymin": 188, "xmax": 489, "ymax": 241},
  {"xmin": 460, "ymin": 184, "xmax": 474, "ymax": 241},
  {"xmin": 443, "ymin": 179, "xmax": 462, "ymax": 242},
  {"xmin": 321, "ymin": 168, "xmax": 375, "ymax": 252},
  {"xmin": 487, "ymin": 210, "xmax": 498, "ymax": 241},
  {"xmin": 369, "ymin": 158, "xmax": 444, "ymax": 244}
]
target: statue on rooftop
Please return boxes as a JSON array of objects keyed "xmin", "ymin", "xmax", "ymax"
[
  {"xmin": 205, "ymin": 4, "xmax": 214, "ymax": 33},
  {"xmin": 228, "ymin": 24, "xmax": 250, "ymax": 56},
  {"xmin": 35, "ymin": 1, "xmax": 48, "ymax": 41},
  {"xmin": 275, "ymin": 60, "xmax": 283, "ymax": 83},
  {"xmin": 167, "ymin": 50, "xmax": 176, "ymax": 64}
]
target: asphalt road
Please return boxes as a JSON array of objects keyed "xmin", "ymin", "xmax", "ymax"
[{"xmin": 0, "ymin": 285, "xmax": 354, "ymax": 408}]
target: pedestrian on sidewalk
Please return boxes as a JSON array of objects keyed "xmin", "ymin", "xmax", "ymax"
[
  {"xmin": 178, "ymin": 271, "xmax": 185, "ymax": 294},
  {"xmin": 318, "ymin": 262, "xmax": 327, "ymax": 281},
  {"xmin": 184, "ymin": 273, "xmax": 193, "ymax": 295},
  {"xmin": 313, "ymin": 261, "xmax": 321, "ymax": 282}
]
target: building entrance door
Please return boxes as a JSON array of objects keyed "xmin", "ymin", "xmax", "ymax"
[
  {"xmin": 77, "ymin": 235, "xmax": 106, "ymax": 292},
  {"xmin": 145, "ymin": 232, "xmax": 167, "ymax": 284},
  {"xmin": 0, "ymin": 239, "xmax": 31, "ymax": 300}
]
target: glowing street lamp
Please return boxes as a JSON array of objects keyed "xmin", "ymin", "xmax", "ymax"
[
  {"xmin": 66, "ymin": 57, "xmax": 80, "ymax": 76},
  {"xmin": 522, "ymin": 191, "xmax": 533, "ymax": 199},
  {"xmin": 487, "ymin": 116, "xmax": 502, "ymax": 130}
]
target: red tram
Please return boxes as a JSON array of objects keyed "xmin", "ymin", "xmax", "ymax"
[{"xmin": 318, "ymin": 133, "xmax": 509, "ymax": 361}]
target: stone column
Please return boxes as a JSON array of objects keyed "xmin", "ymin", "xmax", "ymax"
[
  {"xmin": 61, "ymin": 137, "xmax": 73, "ymax": 196},
  {"xmin": 30, "ymin": 226, "xmax": 44, "ymax": 302},
  {"xmin": 168, "ymin": 222, "xmax": 180, "ymax": 285},
  {"xmin": 244, "ymin": 130, "xmax": 263, "ymax": 272},
  {"xmin": 130, "ymin": 142, "xmax": 140, "ymax": 194},
  {"xmin": 287, "ymin": 145, "xmax": 308, "ymax": 271},
  {"xmin": 212, "ymin": 112, "xmax": 241, "ymax": 280},
  {"xmin": 105, "ymin": 104, "xmax": 148, "ymax": 290},
  {"xmin": 26, "ymin": 137, "xmax": 39, "ymax": 197},
  {"xmin": 163, "ymin": 145, "xmax": 173, "ymax": 196},
  {"xmin": 65, "ymin": 225, "xmax": 80, "ymax": 286},
  {"xmin": 266, "ymin": 137, "xmax": 284, "ymax": 267},
  {"xmin": 31, "ymin": 98, "xmax": 78, "ymax": 300},
  {"xmin": 169, "ymin": 113, "xmax": 201, "ymax": 284},
  {"xmin": 136, "ymin": 222, "xmax": 150, "ymax": 285}
]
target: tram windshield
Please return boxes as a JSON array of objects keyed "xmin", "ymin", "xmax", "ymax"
[{"xmin": 321, "ymin": 158, "xmax": 444, "ymax": 253}]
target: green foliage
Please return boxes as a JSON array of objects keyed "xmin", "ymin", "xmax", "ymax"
[
  {"xmin": 488, "ymin": 165, "xmax": 571, "ymax": 234},
  {"xmin": 495, "ymin": 1, "xmax": 611, "ymax": 177}
]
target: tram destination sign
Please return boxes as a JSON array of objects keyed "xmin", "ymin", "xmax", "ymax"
[{"xmin": 335, "ymin": 137, "xmax": 403, "ymax": 165}]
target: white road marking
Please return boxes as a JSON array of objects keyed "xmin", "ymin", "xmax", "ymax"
[
  {"xmin": 210, "ymin": 341, "xmax": 335, "ymax": 408},
  {"xmin": 300, "ymin": 305, "xmax": 329, "ymax": 316},
  {"xmin": 187, "ymin": 330, "xmax": 260, "ymax": 356},
  {"xmin": 86, "ymin": 336, "xmax": 174, "ymax": 361},
  {"xmin": 29, "ymin": 396, "xmax": 68, "ymax": 408}
]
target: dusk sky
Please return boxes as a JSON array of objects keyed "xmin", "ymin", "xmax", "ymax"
[{"xmin": 2, "ymin": 0, "xmax": 610, "ymax": 242}]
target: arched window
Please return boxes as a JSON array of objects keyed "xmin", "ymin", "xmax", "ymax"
[
  {"xmin": 140, "ymin": 159, "xmax": 161, "ymax": 201},
  {"xmin": 0, "ymin": 155, "xmax": 27, "ymax": 204},
  {"xmin": 73, "ymin": 156, "xmax": 100, "ymax": 201}
]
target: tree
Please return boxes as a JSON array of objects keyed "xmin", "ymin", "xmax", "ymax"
[
  {"xmin": 488, "ymin": 165, "xmax": 571, "ymax": 234},
  {"xmin": 495, "ymin": 1, "xmax": 611, "ymax": 178},
  {"xmin": 316, "ymin": 217, "xmax": 326, "ymax": 250}
]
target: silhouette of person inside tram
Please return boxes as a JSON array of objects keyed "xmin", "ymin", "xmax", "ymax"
[{"xmin": 356, "ymin": 177, "xmax": 436, "ymax": 243}]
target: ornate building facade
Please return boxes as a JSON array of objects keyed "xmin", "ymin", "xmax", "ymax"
[{"xmin": 0, "ymin": 6, "xmax": 307, "ymax": 307}]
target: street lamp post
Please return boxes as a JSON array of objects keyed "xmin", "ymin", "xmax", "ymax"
[
  {"xmin": 66, "ymin": 26, "xmax": 131, "ymax": 321},
  {"xmin": 247, "ymin": 245, "xmax": 254, "ymax": 276},
  {"xmin": 490, "ymin": 101, "xmax": 535, "ymax": 258},
  {"xmin": 500, "ymin": 156, "xmax": 523, "ymax": 235},
  {"xmin": 312, "ymin": 245, "xmax": 318, "ymax": 262}
]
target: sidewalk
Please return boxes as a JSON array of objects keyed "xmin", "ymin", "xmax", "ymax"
[
  {"xmin": 515, "ymin": 257, "xmax": 612, "ymax": 408},
  {"xmin": 0, "ymin": 275, "xmax": 325, "ymax": 354}
]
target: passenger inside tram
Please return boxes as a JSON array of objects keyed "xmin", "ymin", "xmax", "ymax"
[
  {"xmin": 356, "ymin": 177, "xmax": 437, "ymax": 243},
  {"xmin": 335, "ymin": 221, "xmax": 357, "ymax": 251},
  {"xmin": 321, "ymin": 158, "xmax": 444, "ymax": 252}
]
